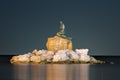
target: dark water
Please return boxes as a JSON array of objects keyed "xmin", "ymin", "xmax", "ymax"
[{"xmin": 0, "ymin": 56, "xmax": 120, "ymax": 80}]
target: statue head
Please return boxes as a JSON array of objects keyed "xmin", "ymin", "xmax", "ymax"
[{"xmin": 59, "ymin": 21, "xmax": 65, "ymax": 34}]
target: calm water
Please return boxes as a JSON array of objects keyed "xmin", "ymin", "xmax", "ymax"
[{"xmin": 0, "ymin": 56, "xmax": 120, "ymax": 80}]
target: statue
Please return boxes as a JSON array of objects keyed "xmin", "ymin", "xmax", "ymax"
[
  {"xmin": 59, "ymin": 21, "xmax": 65, "ymax": 34},
  {"xmin": 46, "ymin": 21, "xmax": 73, "ymax": 52},
  {"xmin": 56, "ymin": 21, "xmax": 65, "ymax": 37},
  {"xmin": 56, "ymin": 21, "xmax": 72, "ymax": 40}
]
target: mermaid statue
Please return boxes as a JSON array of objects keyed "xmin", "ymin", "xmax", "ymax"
[{"xmin": 56, "ymin": 21, "xmax": 72, "ymax": 40}]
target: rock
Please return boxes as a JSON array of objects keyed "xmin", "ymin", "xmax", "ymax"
[
  {"xmin": 32, "ymin": 49, "xmax": 38, "ymax": 54},
  {"xmin": 10, "ymin": 54, "xmax": 30, "ymax": 63},
  {"xmin": 30, "ymin": 55, "xmax": 41, "ymax": 63},
  {"xmin": 52, "ymin": 50, "xmax": 69, "ymax": 62},
  {"xmin": 46, "ymin": 36, "xmax": 72, "ymax": 52},
  {"xmin": 10, "ymin": 56, "xmax": 19, "ymax": 63},
  {"xmin": 34, "ymin": 49, "xmax": 47, "ymax": 56},
  {"xmin": 68, "ymin": 50, "xmax": 79, "ymax": 61},
  {"xmin": 75, "ymin": 49, "xmax": 90, "ymax": 62}
]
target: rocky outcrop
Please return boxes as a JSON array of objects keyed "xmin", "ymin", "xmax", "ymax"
[
  {"xmin": 10, "ymin": 49, "xmax": 104, "ymax": 64},
  {"xmin": 10, "ymin": 22, "xmax": 104, "ymax": 64}
]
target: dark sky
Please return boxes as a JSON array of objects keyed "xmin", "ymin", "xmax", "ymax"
[{"xmin": 0, "ymin": 0, "xmax": 120, "ymax": 55}]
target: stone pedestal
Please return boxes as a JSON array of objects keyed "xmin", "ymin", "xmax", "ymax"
[{"xmin": 46, "ymin": 36, "xmax": 72, "ymax": 52}]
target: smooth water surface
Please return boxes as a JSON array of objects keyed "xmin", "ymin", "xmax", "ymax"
[
  {"xmin": 0, "ymin": 56, "xmax": 120, "ymax": 80},
  {"xmin": 0, "ymin": 63, "xmax": 120, "ymax": 80}
]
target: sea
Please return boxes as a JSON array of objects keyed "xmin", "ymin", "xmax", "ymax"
[{"xmin": 0, "ymin": 55, "xmax": 120, "ymax": 80}]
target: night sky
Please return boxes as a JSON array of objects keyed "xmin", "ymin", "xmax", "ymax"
[{"xmin": 0, "ymin": 0, "xmax": 120, "ymax": 55}]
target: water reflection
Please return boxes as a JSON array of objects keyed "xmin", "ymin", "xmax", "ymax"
[
  {"xmin": 13, "ymin": 64, "xmax": 30, "ymax": 80},
  {"xmin": 47, "ymin": 64, "xmax": 70, "ymax": 80},
  {"xmin": 13, "ymin": 64, "xmax": 90, "ymax": 80}
]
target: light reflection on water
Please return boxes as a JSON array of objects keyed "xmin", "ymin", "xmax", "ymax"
[{"xmin": 13, "ymin": 64, "xmax": 89, "ymax": 80}]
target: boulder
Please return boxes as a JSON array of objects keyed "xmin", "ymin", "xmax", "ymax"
[{"xmin": 46, "ymin": 36, "xmax": 72, "ymax": 52}]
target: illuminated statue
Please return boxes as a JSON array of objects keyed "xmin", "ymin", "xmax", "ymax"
[
  {"xmin": 56, "ymin": 21, "xmax": 72, "ymax": 40},
  {"xmin": 59, "ymin": 21, "xmax": 65, "ymax": 34},
  {"xmin": 56, "ymin": 21, "xmax": 66, "ymax": 37},
  {"xmin": 46, "ymin": 21, "xmax": 72, "ymax": 52}
]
